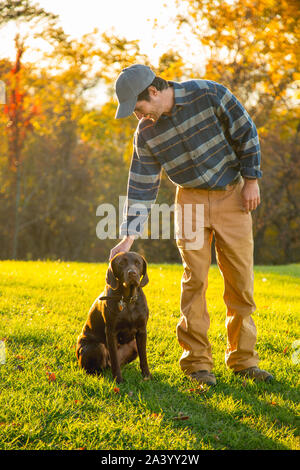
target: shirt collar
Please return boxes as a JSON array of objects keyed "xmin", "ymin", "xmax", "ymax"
[
  {"xmin": 168, "ymin": 81, "xmax": 189, "ymax": 107},
  {"xmin": 155, "ymin": 81, "xmax": 188, "ymax": 124}
]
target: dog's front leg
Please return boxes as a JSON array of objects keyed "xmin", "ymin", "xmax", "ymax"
[
  {"xmin": 106, "ymin": 327, "xmax": 123, "ymax": 383},
  {"xmin": 136, "ymin": 329, "xmax": 151, "ymax": 379}
]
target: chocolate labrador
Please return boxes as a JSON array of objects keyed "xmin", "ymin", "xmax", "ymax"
[{"xmin": 76, "ymin": 251, "xmax": 151, "ymax": 383}]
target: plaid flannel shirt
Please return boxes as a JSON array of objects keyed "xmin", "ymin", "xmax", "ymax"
[{"xmin": 120, "ymin": 79, "xmax": 262, "ymax": 237}]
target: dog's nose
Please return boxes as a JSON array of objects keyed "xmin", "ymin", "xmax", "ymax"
[{"xmin": 128, "ymin": 269, "xmax": 137, "ymax": 277}]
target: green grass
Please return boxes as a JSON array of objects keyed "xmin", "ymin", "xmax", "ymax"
[{"xmin": 0, "ymin": 260, "xmax": 299, "ymax": 450}]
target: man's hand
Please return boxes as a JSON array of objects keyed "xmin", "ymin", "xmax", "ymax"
[
  {"xmin": 109, "ymin": 235, "xmax": 135, "ymax": 260},
  {"xmin": 241, "ymin": 179, "xmax": 261, "ymax": 213}
]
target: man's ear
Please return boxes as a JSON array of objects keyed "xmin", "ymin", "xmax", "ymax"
[
  {"xmin": 140, "ymin": 256, "xmax": 149, "ymax": 287},
  {"xmin": 148, "ymin": 85, "xmax": 158, "ymax": 98},
  {"xmin": 105, "ymin": 258, "xmax": 119, "ymax": 290}
]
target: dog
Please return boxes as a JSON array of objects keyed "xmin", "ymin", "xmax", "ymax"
[{"xmin": 76, "ymin": 251, "xmax": 151, "ymax": 383}]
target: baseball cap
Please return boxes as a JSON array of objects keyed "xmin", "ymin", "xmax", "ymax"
[{"xmin": 115, "ymin": 64, "xmax": 156, "ymax": 119}]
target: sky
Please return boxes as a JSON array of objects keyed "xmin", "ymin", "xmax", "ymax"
[
  {"xmin": 0, "ymin": 0, "xmax": 188, "ymax": 66},
  {"xmin": 0, "ymin": 0, "xmax": 202, "ymax": 105}
]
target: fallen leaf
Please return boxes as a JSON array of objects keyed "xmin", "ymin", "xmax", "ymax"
[
  {"xmin": 15, "ymin": 355, "xmax": 25, "ymax": 360},
  {"xmin": 173, "ymin": 411, "xmax": 190, "ymax": 421},
  {"xmin": 0, "ymin": 422, "xmax": 18, "ymax": 427},
  {"xmin": 46, "ymin": 372, "xmax": 56, "ymax": 382},
  {"xmin": 187, "ymin": 385, "xmax": 206, "ymax": 394},
  {"xmin": 283, "ymin": 346, "xmax": 289, "ymax": 355},
  {"xmin": 150, "ymin": 413, "xmax": 162, "ymax": 420},
  {"xmin": 113, "ymin": 387, "xmax": 120, "ymax": 394}
]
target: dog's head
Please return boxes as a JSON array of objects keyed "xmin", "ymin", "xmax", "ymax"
[{"xmin": 106, "ymin": 251, "xmax": 149, "ymax": 291}]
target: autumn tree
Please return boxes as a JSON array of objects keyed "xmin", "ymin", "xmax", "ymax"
[
  {"xmin": 1, "ymin": 0, "xmax": 298, "ymax": 263},
  {"xmin": 173, "ymin": 0, "xmax": 300, "ymax": 263},
  {"xmin": 0, "ymin": 0, "xmax": 67, "ymax": 258}
]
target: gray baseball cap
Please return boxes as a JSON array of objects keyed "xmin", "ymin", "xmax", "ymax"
[{"xmin": 115, "ymin": 64, "xmax": 156, "ymax": 119}]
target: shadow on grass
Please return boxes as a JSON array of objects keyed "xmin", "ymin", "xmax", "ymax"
[
  {"xmin": 96, "ymin": 363, "xmax": 297, "ymax": 451},
  {"xmin": 5, "ymin": 330, "xmax": 297, "ymax": 450}
]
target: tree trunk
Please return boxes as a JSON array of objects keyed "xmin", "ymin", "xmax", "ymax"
[{"xmin": 12, "ymin": 161, "xmax": 21, "ymax": 259}]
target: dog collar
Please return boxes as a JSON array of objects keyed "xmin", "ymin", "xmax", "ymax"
[{"xmin": 99, "ymin": 293, "xmax": 139, "ymax": 311}]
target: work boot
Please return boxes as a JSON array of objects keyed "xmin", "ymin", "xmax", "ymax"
[
  {"xmin": 235, "ymin": 366, "xmax": 274, "ymax": 382},
  {"xmin": 188, "ymin": 370, "xmax": 217, "ymax": 386}
]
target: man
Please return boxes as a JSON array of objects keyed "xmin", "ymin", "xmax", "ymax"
[{"xmin": 110, "ymin": 64, "xmax": 273, "ymax": 386}]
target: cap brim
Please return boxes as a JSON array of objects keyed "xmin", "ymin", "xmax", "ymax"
[{"xmin": 115, "ymin": 97, "xmax": 137, "ymax": 119}]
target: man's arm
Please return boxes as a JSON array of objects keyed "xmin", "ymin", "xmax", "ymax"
[
  {"xmin": 110, "ymin": 132, "xmax": 162, "ymax": 259},
  {"xmin": 212, "ymin": 83, "xmax": 262, "ymax": 181},
  {"xmin": 211, "ymin": 84, "xmax": 262, "ymax": 212}
]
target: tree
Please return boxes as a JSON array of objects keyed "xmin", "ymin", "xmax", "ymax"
[
  {"xmin": 0, "ymin": 0, "xmax": 68, "ymax": 258},
  {"xmin": 174, "ymin": 0, "xmax": 299, "ymax": 112},
  {"xmin": 173, "ymin": 0, "xmax": 300, "ymax": 263},
  {"xmin": 0, "ymin": 0, "xmax": 66, "ymax": 43},
  {"xmin": 3, "ymin": 35, "xmax": 41, "ymax": 258}
]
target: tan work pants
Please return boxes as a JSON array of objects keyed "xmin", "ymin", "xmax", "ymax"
[{"xmin": 175, "ymin": 178, "xmax": 259, "ymax": 374}]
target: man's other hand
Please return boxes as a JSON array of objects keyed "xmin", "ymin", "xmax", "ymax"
[{"xmin": 241, "ymin": 178, "xmax": 261, "ymax": 213}]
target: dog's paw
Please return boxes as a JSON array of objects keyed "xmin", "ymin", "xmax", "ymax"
[
  {"xmin": 142, "ymin": 373, "xmax": 152, "ymax": 381},
  {"xmin": 115, "ymin": 375, "xmax": 124, "ymax": 384}
]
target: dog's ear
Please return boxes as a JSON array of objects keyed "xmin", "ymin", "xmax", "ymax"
[
  {"xmin": 140, "ymin": 256, "xmax": 149, "ymax": 287},
  {"xmin": 105, "ymin": 258, "xmax": 119, "ymax": 290}
]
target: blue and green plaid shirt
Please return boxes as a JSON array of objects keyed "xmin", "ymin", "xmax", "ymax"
[{"xmin": 120, "ymin": 79, "xmax": 262, "ymax": 236}]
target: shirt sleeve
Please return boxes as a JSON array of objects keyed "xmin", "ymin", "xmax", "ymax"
[
  {"xmin": 212, "ymin": 83, "xmax": 262, "ymax": 179},
  {"xmin": 120, "ymin": 131, "xmax": 162, "ymax": 237}
]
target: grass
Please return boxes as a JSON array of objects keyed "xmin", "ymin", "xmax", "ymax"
[{"xmin": 0, "ymin": 260, "xmax": 299, "ymax": 450}]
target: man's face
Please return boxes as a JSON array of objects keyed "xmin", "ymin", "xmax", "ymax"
[{"xmin": 134, "ymin": 87, "xmax": 164, "ymax": 122}]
